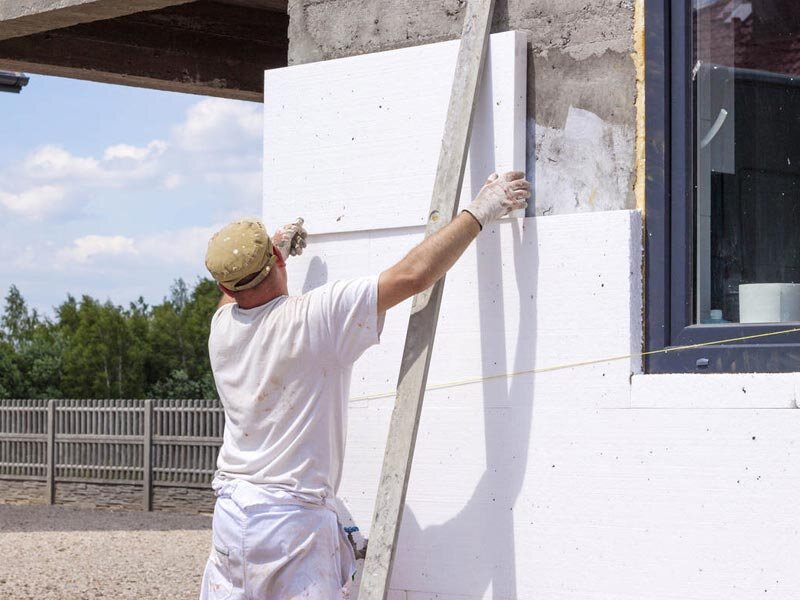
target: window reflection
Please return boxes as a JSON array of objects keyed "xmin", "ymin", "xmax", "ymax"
[{"xmin": 695, "ymin": 0, "xmax": 800, "ymax": 324}]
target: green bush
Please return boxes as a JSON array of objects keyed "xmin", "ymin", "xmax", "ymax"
[{"xmin": 0, "ymin": 280, "xmax": 220, "ymax": 400}]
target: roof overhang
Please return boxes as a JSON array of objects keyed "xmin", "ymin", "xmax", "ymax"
[{"xmin": 0, "ymin": 0, "xmax": 287, "ymax": 101}]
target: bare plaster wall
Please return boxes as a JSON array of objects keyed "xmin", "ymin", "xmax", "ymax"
[{"xmin": 286, "ymin": 0, "xmax": 639, "ymax": 213}]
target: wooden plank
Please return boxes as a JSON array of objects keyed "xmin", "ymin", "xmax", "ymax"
[
  {"xmin": 55, "ymin": 475, "xmax": 148, "ymax": 485},
  {"xmin": 46, "ymin": 399, "xmax": 56, "ymax": 504},
  {"xmin": 0, "ymin": 473, "xmax": 47, "ymax": 482},
  {"xmin": 358, "ymin": 1, "xmax": 496, "ymax": 597},
  {"xmin": 263, "ymin": 30, "xmax": 526, "ymax": 234},
  {"xmin": 0, "ymin": 463, "xmax": 48, "ymax": 470},
  {"xmin": 143, "ymin": 399, "xmax": 153, "ymax": 511},
  {"xmin": 154, "ymin": 407, "xmax": 223, "ymax": 413},
  {"xmin": 55, "ymin": 434, "xmax": 144, "ymax": 443},
  {"xmin": 152, "ymin": 436, "xmax": 222, "ymax": 445},
  {"xmin": 0, "ymin": 434, "xmax": 48, "ymax": 442},
  {"xmin": 57, "ymin": 407, "xmax": 141, "ymax": 413},
  {"xmin": 151, "ymin": 467, "xmax": 215, "ymax": 475}
]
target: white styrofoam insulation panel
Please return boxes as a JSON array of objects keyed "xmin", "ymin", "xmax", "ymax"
[
  {"xmin": 632, "ymin": 373, "xmax": 800, "ymax": 408},
  {"xmin": 264, "ymin": 30, "xmax": 526, "ymax": 234},
  {"xmin": 262, "ymin": 31, "xmax": 800, "ymax": 600},
  {"xmin": 281, "ymin": 212, "xmax": 643, "ymax": 411}
]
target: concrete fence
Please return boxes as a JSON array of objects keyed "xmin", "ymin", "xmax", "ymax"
[{"xmin": 0, "ymin": 399, "xmax": 223, "ymax": 512}]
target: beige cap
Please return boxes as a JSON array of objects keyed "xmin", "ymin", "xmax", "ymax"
[{"xmin": 205, "ymin": 218, "xmax": 277, "ymax": 291}]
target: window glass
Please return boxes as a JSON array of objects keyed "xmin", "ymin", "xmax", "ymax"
[{"xmin": 695, "ymin": 0, "xmax": 800, "ymax": 324}]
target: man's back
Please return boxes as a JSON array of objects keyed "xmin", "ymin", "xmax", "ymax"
[{"xmin": 208, "ymin": 276, "xmax": 381, "ymax": 504}]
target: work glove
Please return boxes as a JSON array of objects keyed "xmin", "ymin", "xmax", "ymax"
[
  {"xmin": 462, "ymin": 171, "xmax": 531, "ymax": 229},
  {"xmin": 273, "ymin": 218, "xmax": 308, "ymax": 258}
]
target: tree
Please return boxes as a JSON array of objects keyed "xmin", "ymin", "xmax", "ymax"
[
  {"xmin": 0, "ymin": 286, "xmax": 63, "ymax": 398},
  {"xmin": 0, "ymin": 340, "xmax": 24, "ymax": 398},
  {"xmin": 1, "ymin": 285, "xmax": 38, "ymax": 349},
  {"xmin": 61, "ymin": 297, "xmax": 146, "ymax": 398},
  {"xmin": 0, "ymin": 278, "xmax": 220, "ymax": 400},
  {"xmin": 150, "ymin": 368, "xmax": 217, "ymax": 400},
  {"xmin": 148, "ymin": 278, "xmax": 219, "ymax": 398},
  {"xmin": 18, "ymin": 325, "xmax": 65, "ymax": 399}
]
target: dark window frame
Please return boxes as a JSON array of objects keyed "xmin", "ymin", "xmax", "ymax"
[{"xmin": 645, "ymin": 0, "xmax": 800, "ymax": 373}]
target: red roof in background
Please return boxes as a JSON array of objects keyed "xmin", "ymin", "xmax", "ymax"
[{"xmin": 697, "ymin": 0, "xmax": 800, "ymax": 77}]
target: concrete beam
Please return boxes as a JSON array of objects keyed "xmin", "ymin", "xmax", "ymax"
[
  {"xmin": 0, "ymin": 1, "xmax": 287, "ymax": 101},
  {"xmin": 0, "ymin": 0, "xmax": 196, "ymax": 41},
  {"xmin": 218, "ymin": 0, "xmax": 287, "ymax": 9}
]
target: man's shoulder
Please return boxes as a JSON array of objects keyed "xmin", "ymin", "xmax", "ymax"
[
  {"xmin": 297, "ymin": 277, "xmax": 373, "ymax": 318},
  {"xmin": 210, "ymin": 302, "xmax": 235, "ymax": 327},
  {"xmin": 304, "ymin": 276, "xmax": 377, "ymax": 299},
  {"xmin": 208, "ymin": 304, "xmax": 234, "ymax": 350}
]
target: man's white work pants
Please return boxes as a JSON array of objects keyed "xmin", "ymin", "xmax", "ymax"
[{"xmin": 199, "ymin": 479, "xmax": 355, "ymax": 600}]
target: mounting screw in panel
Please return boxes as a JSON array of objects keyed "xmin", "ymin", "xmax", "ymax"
[{"xmin": 696, "ymin": 358, "xmax": 710, "ymax": 370}]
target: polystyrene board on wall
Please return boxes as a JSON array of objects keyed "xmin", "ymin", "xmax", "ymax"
[
  {"xmin": 263, "ymin": 30, "xmax": 526, "ymax": 234},
  {"xmin": 388, "ymin": 406, "xmax": 800, "ymax": 598},
  {"xmin": 283, "ymin": 211, "xmax": 643, "ymax": 409},
  {"xmin": 340, "ymin": 398, "xmax": 800, "ymax": 598},
  {"xmin": 631, "ymin": 373, "xmax": 800, "ymax": 408}
]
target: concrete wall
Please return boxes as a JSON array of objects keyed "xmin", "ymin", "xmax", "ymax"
[{"xmin": 285, "ymin": 0, "xmax": 640, "ymax": 215}]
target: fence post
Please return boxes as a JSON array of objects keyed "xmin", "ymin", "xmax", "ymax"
[
  {"xmin": 46, "ymin": 399, "xmax": 56, "ymax": 504},
  {"xmin": 143, "ymin": 399, "xmax": 153, "ymax": 511}
]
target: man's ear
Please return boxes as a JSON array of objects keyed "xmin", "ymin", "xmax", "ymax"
[
  {"xmin": 218, "ymin": 283, "xmax": 232, "ymax": 295},
  {"xmin": 274, "ymin": 247, "xmax": 286, "ymax": 268}
]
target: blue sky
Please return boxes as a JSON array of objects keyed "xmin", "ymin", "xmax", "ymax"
[{"xmin": 0, "ymin": 75, "xmax": 264, "ymax": 317}]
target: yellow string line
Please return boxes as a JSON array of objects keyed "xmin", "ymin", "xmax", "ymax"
[{"xmin": 349, "ymin": 326, "xmax": 800, "ymax": 403}]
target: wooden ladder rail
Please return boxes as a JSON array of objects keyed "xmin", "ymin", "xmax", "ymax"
[{"xmin": 357, "ymin": 1, "xmax": 497, "ymax": 598}]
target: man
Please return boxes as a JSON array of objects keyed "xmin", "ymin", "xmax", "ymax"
[{"xmin": 200, "ymin": 171, "xmax": 530, "ymax": 599}]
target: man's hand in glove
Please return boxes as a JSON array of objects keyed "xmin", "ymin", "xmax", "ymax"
[
  {"xmin": 273, "ymin": 218, "xmax": 308, "ymax": 258},
  {"xmin": 462, "ymin": 171, "xmax": 530, "ymax": 229}
]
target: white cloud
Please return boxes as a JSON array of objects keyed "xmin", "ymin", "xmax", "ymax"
[
  {"xmin": 0, "ymin": 185, "xmax": 67, "ymax": 220},
  {"xmin": 0, "ymin": 93, "xmax": 274, "ymax": 315},
  {"xmin": 204, "ymin": 170, "xmax": 262, "ymax": 204},
  {"xmin": 162, "ymin": 173, "xmax": 183, "ymax": 190},
  {"xmin": 137, "ymin": 224, "xmax": 219, "ymax": 266},
  {"xmin": 1, "ymin": 96, "xmax": 263, "ymax": 227},
  {"xmin": 173, "ymin": 98, "xmax": 262, "ymax": 152},
  {"xmin": 103, "ymin": 140, "xmax": 167, "ymax": 162},
  {"xmin": 19, "ymin": 141, "xmax": 165, "ymax": 187},
  {"xmin": 21, "ymin": 145, "xmax": 99, "ymax": 180},
  {"xmin": 0, "ymin": 141, "xmax": 171, "ymax": 223},
  {"xmin": 54, "ymin": 225, "xmax": 218, "ymax": 269},
  {"xmin": 57, "ymin": 234, "xmax": 138, "ymax": 264}
]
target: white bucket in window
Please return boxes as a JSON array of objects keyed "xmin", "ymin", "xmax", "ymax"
[{"xmin": 739, "ymin": 283, "xmax": 800, "ymax": 323}]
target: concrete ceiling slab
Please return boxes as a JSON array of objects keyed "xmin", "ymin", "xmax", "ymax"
[
  {"xmin": 0, "ymin": 0, "xmax": 195, "ymax": 41},
  {"xmin": 0, "ymin": 0, "xmax": 288, "ymax": 100}
]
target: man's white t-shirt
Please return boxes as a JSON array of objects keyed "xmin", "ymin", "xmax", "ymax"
[{"xmin": 208, "ymin": 276, "xmax": 382, "ymax": 504}]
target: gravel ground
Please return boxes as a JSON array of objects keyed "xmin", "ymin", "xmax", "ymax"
[{"xmin": 0, "ymin": 504, "xmax": 213, "ymax": 599}]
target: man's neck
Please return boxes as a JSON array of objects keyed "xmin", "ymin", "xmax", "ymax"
[{"xmin": 236, "ymin": 289, "xmax": 286, "ymax": 310}]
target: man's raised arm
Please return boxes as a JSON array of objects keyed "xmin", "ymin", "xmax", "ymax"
[{"xmin": 377, "ymin": 171, "xmax": 530, "ymax": 313}]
